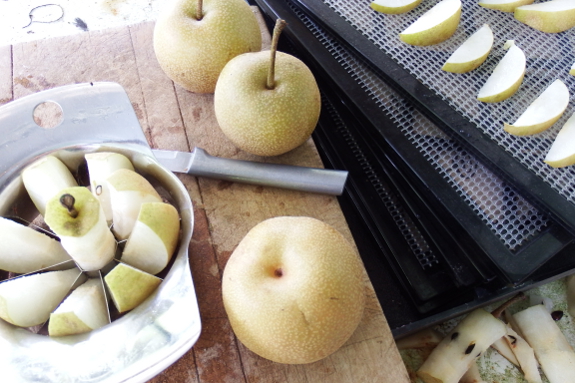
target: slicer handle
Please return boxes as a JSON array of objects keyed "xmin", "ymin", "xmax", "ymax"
[{"xmin": 189, "ymin": 148, "xmax": 348, "ymax": 196}]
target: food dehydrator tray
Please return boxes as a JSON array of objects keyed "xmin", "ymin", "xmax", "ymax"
[
  {"xmin": 282, "ymin": 0, "xmax": 575, "ymax": 236},
  {"xmin": 251, "ymin": 0, "xmax": 575, "ymax": 336}
]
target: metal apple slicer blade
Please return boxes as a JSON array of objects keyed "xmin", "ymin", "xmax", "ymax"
[{"xmin": 0, "ymin": 82, "xmax": 201, "ymax": 382}]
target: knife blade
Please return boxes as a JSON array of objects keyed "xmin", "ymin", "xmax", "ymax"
[{"xmin": 151, "ymin": 148, "xmax": 348, "ymax": 196}]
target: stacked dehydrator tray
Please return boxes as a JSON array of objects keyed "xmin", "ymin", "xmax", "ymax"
[{"xmin": 250, "ymin": 0, "xmax": 575, "ymax": 338}]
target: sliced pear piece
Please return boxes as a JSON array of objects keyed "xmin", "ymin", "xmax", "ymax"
[
  {"xmin": 477, "ymin": 41, "xmax": 526, "ymax": 103},
  {"xmin": 399, "ymin": 0, "xmax": 462, "ymax": 46},
  {"xmin": 504, "ymin": 79, "xmax": 569, "ymax": 136},
  {"xmin": 21, "ymin": 155, "xmax": 78, "ymax": 216},
  {"xmin": 48, "ymin": 278, "xmax": 110, "ymax": 337},
  {"xmin": 544, "ymin": 113, "xmax": 575, "ymax": 167},
  {"xmin": 479, "ymin": 0, "xmax": 534, "ymax": 13},
  {"xmin": 85, "ymin": 152, "xmax": 134, "ymax": 225},
  {"xmin": 0, "ymin": 268, "xmax": 81, "ymax": 327},
  {"xmin": 442, "ymin": 24, "xmax": 494, "ymax": 73},
  {"xmin": 106, "ymin": 169, "xmax": 162, "ymax": 240},
  {"xmin": 416, "ymin": 308, "xmax": 507, "ymax": 383},
  {"xmin": 570, "ymin": 61, "xmax": 575, "ymax": 75},
  {"xmin": 44, "ymin": 187, "xmax": 117, "ymax": 271},
  {"xmin": 515, "ymin": 0, "xmax": 575, "ymax": 33},
  {"xmin": 370, "ymin": 0, "xmax": 423, "ymax": 14},
  {"xmin": 121, "ymin": 202, "xmax": 180, "ymax": 275},
  {"xmin": 104, "ymin": 263, "xmax": 162, "ymax": 313},
  {"xmin": 513, "ymin": 304, "xmax": 575, "ymax": 383},
  {"xmin": 0, "ymin": 217, "xmax": 72, "ymax": 273}
]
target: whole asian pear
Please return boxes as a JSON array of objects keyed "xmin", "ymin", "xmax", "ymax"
[
  {"xmin": 153, "ymin": 0, "xmax": 262, "ymax": 93},
  {"xmin": 214, "ymin": 19, "xmax": 321, "ymax": 156},
  {"xmin": 222, "ymin": 216, "xmax": 366, "ymax": 364}
]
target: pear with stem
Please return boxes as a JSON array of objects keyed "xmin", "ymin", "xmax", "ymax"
[{"xmin": 214, "ymin": 19, "xmax": 321, "ymax": 156}]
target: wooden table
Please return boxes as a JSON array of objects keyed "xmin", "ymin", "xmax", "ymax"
[{"xmin": 0, "ymin": 9, "xmax": 410, "ymax": 383}]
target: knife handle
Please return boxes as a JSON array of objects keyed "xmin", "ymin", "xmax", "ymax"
[{"xmin": 189, "ymin": 148, "xmax": 348, "ymax": 196}]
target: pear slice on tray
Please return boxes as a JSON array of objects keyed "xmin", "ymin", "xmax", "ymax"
[
  {"xmin": 570, "ymin": 62, "xmax": 575, "ymax": 75},
  {"xmin": 478, "ymin": 0, "xmax": 534, "ymax": 13},
  {"xmin": 504, "ymin": 79, "xmax": 570, "ymax": 136},
  {"xmin": 442, "ymin": 24, "xmax": 493, "ymax": 73},
  {"xmin": 370, "ymin": 0, "xmax": 422, "ymax": 14},
  {"xmin": 399, "ymin": 0, "xmax": 462, "ymax": 46},
  {"xmin": 477, "ymin": 41, "xmax": 526, "ymax": 103},
  {"xmin": 0, "ymin": 268, "xmax": 83, "ymax": 328},
  {"xmin": 0, "ymin": 216, "xmax": 72, "ymax": 273},
  {"xmin": 515, "ymin": 0, "xmax": 575, "ymax": 33},
  {"xmin": 545, "ymin": 113, "xmax": 575, "ymax": 168}
]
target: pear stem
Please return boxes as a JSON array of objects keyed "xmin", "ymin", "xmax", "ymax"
[
  {"xmin": 267, "ymin": 19, "xmax": 287, "ymax": 90},
  {"xmin": 196, "ymin": 0, "xmax": 203, "ymax": 20},
  {"xmin": 60, "ymin": 194, "xmax": 78, "ymax": 218}
]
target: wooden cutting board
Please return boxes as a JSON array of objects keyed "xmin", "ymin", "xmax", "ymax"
[{"xmin": 0, "ymin": 8, "xmax": 410, "ymax": 383}]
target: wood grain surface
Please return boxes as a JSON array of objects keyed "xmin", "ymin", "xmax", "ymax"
[{"xmin": 0, "ymin": 8, "xmax": 410, "ymax": 383}]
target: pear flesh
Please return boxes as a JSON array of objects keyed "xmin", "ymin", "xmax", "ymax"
[
  {"xmin": 153, "ymin": 0, "xmax": 262, "ymax": 94},
  {"xmin": 442, "ymin": 24, "xmax": 493, "ymax": 73},
  {"xmin": 121, "ymin": 202, "xmax": 180, "ymax": 275},
  {"xmin": 504, "ymin": 79, "xmax": 569, "ymax": 136},
  {"xmin": 544, "ymin": 112, "xmax": 575, "ymax": 167},
  {"xmin": 48, "ymin": 278, "xmax": 110, "ymax": 337},
  {"xmin": 106, "ymin": 168, "xmax": 162, "ymax": 240},
  {"xmin": 479, "ymin": 0, "xmax": 534, "ymax": 13},
  {"xmin": 21, "ymin": 155, "xmax": 78, "ymax": 216},
  {"xmin": 515, "ymin": 0, "xmax": 575, "ymax": 33},
  {"xmin": 105, "ymin": 263, "xmax": 162, "ymax": 313},
  {"xmin": 0, "ymin": 217, "xmax": 72, "ymax": 273},
  {"xmin": 570, "ymin": 62, "xmax": 575, "ymax": 75},
  {"xmin": 370, "ymin": 0, "xmax": 423, "ymax": 14},
  {"xmin": 513, "ymin": 304, "xmax": 575, "ymax": 383},
  {"xmin": 222, "ymin": 216, "xmax": 366, "ymax": 364},
  {"xmin": 214, "ymin": 50, "xmax": 321, "ymax": 156},
  {"xmin": 0, "ymin": 268, "xmax": 82, "ymax": 327},
  {"xmin": 416, "ymin": 308, "xmax": 507, "ymax": 383},
  {"xmin": 85, "ymin": 152, "xmax": 134, "ymax": 225},
  {"xmin": 477, "ymin": 41, "xmax": 526, "ymax": 103},
  {"xmin": 44, "ymin": 187, "xmax": 117, "ymax": 271},
  {"xmin": 399, "ymin": 0, "xmax": 462, "ymax": 46}
]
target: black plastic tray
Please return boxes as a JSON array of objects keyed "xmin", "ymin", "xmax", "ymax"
[{"xmin": 283, "ymin": 0, "xmax": 575, "ymax": 238}]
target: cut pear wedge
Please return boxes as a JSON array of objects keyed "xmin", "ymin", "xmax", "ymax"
[
  {"xmin": 477, "ymin": 41, "xmax": 526, "ymax": 103},
  {"xmin": 399, "ymin": 0, "xmax": 462, "ymax": 46},
  {"xmin": 442, "ymin": 24, "xmax": 494, "ymax": 73},
  {"xmin": 515, "ymin": 0, "xmax": 575, "ymax": 33},
  {"xmin": 504, "ymin": 79, "xmax": 570, "ymax": 136},
  {"xmin": 48, "ymin": 278, "xmax": 110, "ymax": 337},
  {"xmin": 545, "ymin": 113, "xmax": 575, "ymax": 167},
  {"xmin": 570, "ymin": 62, "xmax": 575, "ymax": 75},
  {"xmin": 479, "ymin": 0, "xmax": 534, "ymax": 13},
  {"xmin": 370, "ymin": 0, "xmax": 422, "ymax": 14}
]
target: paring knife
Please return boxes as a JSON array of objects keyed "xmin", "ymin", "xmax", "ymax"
[{"xmin": 152, "ymin": 148, "xmax": 348, "ymax": 196}]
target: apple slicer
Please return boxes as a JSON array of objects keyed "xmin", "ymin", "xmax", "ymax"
[{"xmin": 0, "ymin": 82, "xmax": 201, "ymax": 382}]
